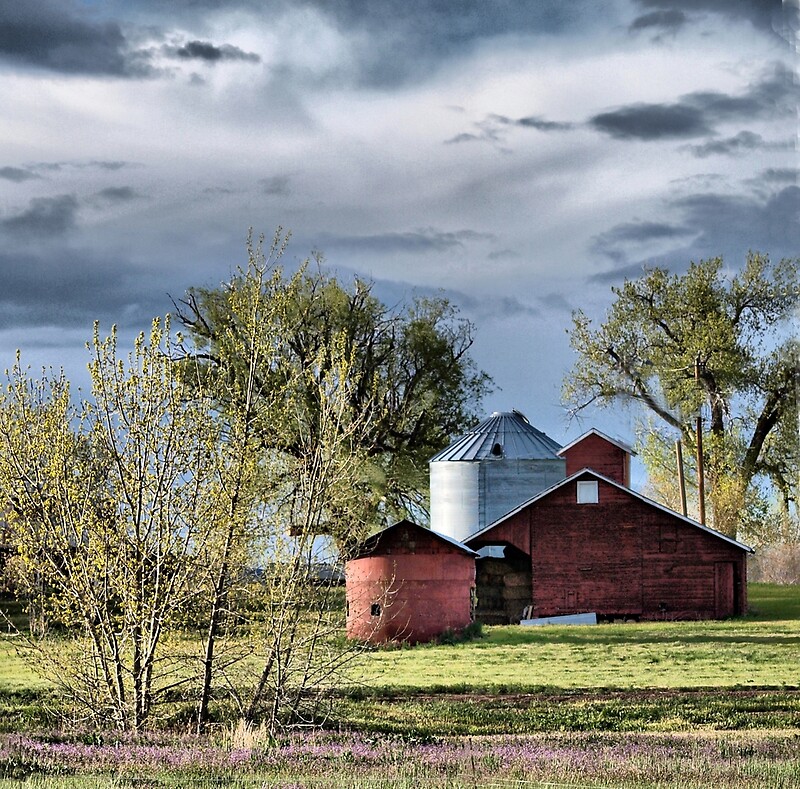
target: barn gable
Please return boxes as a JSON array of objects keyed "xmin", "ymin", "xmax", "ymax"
[
  {"xmin": 557, "ymin": 429, "xmax": 634, "ymax": 486},
  {"xmin": 466, "ymin": 469, "xmax": 752, "ymax": 623},
  {"xmin": 351, "ymin": 519, "xmax": 478, "ymax": 559}
]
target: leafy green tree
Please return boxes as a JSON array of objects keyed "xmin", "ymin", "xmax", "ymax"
[
  {"xmin": 563, "ymin": 253, "xmax": 799, "ymax": 537},
  {"xmin": 174, "ymin": 230, "xmax": 491, "ymax": 528},
  {"xmin": 179, "ymin": 231, "xmax": 403, "ymax": 732}
]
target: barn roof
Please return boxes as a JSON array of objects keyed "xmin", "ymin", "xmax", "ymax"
[
  {"xmin": 430, "ymin": 410, "xmax": 562, "ymax": 462},
  {"xmin": 351, "ymin": 519, "xmax": 479, "ymax": 558},
  {"xmin": 464, "ymin": 468, "xmax": 754, "ymax": 554},
  {"xmin": 557, "ymin": 428, "xmax": 636, "ymax": 457}
]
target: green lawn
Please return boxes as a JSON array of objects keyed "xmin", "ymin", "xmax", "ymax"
[
  {"xmin": 1, "ymin": 583, "xmax": 798, "ymax": 736},
  {"xmin": 1, "ymin": 585, "xmax": 799, "ymax": 786},
  {"xmin": 350, "ymin": 583, "xmax": 800, "ymax": 693}
]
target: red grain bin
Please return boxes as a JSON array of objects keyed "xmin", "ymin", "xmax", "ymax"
[{"xmin": 345, "ymin": 520, "xmax": 477, "ymax": 644}]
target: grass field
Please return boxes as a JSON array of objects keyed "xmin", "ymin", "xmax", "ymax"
[
  {"xmin": 0, "ymin": 583, "xmax": 798, "ymax": 787},
  {"xmin": 350, "ymin": 583, "xmax": 800, "ymax": 693}
]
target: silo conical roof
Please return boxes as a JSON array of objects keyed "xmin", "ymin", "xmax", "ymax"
[{"xmin": 430, "ymin": 410, "xmax": 562, "ymax": 462}]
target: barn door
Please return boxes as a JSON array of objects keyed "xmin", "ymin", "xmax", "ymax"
[{"xmin": 714, "ymin": 562, "xmax": 735, "ymax": 618}]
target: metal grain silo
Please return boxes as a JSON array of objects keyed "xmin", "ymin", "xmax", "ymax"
[{"xmin": 429, "ymin": 410, "xmax": 565, "ymax": 542}]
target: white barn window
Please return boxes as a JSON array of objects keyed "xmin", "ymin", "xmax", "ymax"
[{"xmin": 577, "ymin": 480, "xmax": 599, "ymax": 504}]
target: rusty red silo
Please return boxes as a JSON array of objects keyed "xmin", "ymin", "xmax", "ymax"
[{"xmin": 345, "ymin": 520, "xmax": 477, "ymax": 644}]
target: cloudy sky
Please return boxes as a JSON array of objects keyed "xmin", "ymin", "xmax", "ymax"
[{"xmin": 1, "ymin": 0, "xmax": 797, "ymax": 449}]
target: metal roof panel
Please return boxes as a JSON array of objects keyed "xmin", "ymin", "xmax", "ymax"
[{"xmin": 430, "ymin": 410, "xmax": 562, "ymax": 462}]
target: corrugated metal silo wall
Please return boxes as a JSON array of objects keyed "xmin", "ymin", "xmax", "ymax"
[
  {"xmin": 429, "ymin": 461, "xmax": 480, "ymax": 542},
  {"xmin": 479, "ymin": 458, "xmax": 567, "ymax": 529}
]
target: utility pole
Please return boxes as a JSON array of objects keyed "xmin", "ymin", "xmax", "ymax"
[
  {"xmin": 675, "ymin": 440, "xmax": 688, "ymax": 517},
  {"xmin": 694, "ymin": 355, "xmax": 706, "ymax": 525}
]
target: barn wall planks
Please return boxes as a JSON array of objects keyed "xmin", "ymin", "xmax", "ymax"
[{"xmin": 468, "ymin": 474, "xmax": 748, "ymax": 622}]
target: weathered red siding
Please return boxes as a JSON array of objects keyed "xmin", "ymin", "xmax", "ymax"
[
  {"xmin": 562, "ymin": 433, "xmax": 630, "ymax": 485},
  {"xmin": 346, "ymin": 523, "xmax": 475, "ymax": 644},
  {"xmin": 467, "ymin": 474, "xmax": 748, "ymax": 622}
]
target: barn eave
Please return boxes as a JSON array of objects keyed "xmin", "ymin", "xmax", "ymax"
[
  {"xmin": 352, "ymin": 519, "xmax": 479, "ymax": 559},
  {"xmin": 556, "ymin": 428, "xmax": 636, "ymax": 457}
]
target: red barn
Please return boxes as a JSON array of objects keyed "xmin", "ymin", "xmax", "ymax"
[
  {"xmin": 345, "ymin": 520, "xmax": 477, "ymax": 644},
  {"xmin": 465, "ymin": 465, "xmax": 752, "ymax": 623}
]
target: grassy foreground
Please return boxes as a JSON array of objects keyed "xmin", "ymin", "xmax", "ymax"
[
  {"xmin": 1, "ymin": 729, "xmax": 799, "ymax": 788},
  {"xmin": 0, "ymin": 583, "xmax": 798, "ymax": 787}
]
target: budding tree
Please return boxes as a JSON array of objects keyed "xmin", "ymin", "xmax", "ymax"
[{"xmin": 0, "ymin": 320, "xmax": 225, "ymax": 729}]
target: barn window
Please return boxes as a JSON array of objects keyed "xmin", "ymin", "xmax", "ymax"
[
  {"xmin": 370, "ymin": 603, "xmax": 381, "ymax": 617},
  {"xmin": 577, "ymin": 480, "xmax": 599, "ymax": 504}
]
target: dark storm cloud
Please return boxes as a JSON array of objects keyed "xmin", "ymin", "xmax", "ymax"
[
  {"xmin": 321, "ymin": 228, "xmax": 495, "ymax": 253},
  {"xmin": 454, "ymin": 292, "xmax": 541, "ymax": 320},
  {"xmin": 589, "ymin": 262, "xmax": 653, "ymax": 284},
  {"xmin": 96, "ymin": 0, "xmax": 612, "ymax": 88},
  {"xmin": 305, "ymin": 0, "xmax": 613, "ymax": 87},
  {"xmin": 445, "ymin": 132, "xmax": 485, "ymax": 145},
  {"xmin": 758, "ymin": 168, "xmax": 798, "ymax": 184},
  {"xmin": 590, "ymin": 63, "xmax": 797, "ymax": 141},
  {"xmin": 0, "ymin": 1, "xmax": 152, "ymax": 76},
  {"xmin": 446, "ymin": 113, "xmax": 573, "ymax": 146},
  {"xmin": 164, "ymin": 40, "xmax": 260, "ymax": 64},
  {"xmin": 493, "ymin": 114, "xmax": 575, "ymax": 132},
  {"xmin": 537, "ymin": 293, "xmax": 574, "ymax": 314},
  {"xmin": 685, "ymin": 131, "xmax": 791, "ymax": 158},
  {"xmin": 260, "ymin": 176, "xmax": 290, "ymax": 196},
  {"xmin": 1, "ymin": 195, "xmax": 79, "ymax": 237},
  {"xmin": 633, "ymin": 0, "xmax": 786, "ymax": 30},
  {"xmin": 0, "ymin": 166, "xmax": 41, "ymax": 183},
  {"xmin": 89, "ymin": 160, "xmax": 131, "ymax": 171},
  {"xmin": 202, "ymin": 186, "xmax": 238, "ymax": 195},
  {"xmin": 671, "ymin": 186, "xmax": 800, "ymax": 256},
  {"xmin": 629, "ymin": 9, "xmax": 687, "ymax": 33},
  {"xmin": 591, "ymin": 104, "xmax": 709, "ymax": 140},
  {"xmin": 591, "ymin": 221, "xmax": 692, "ymax": 262},
  {"xmin": 27, "ymin": 160, "xmax": 134, "ymax": 174},
  {"xmin": 94, "ymin": 186, "xmax": 141, "ymax": 203},
  {"xmin": 0, "ymin": 249, "xmax": 167, "ymax": 329},
  {"xmin": 487, "ymin": 249, "xmax": 520, "ymax": 261},
  {"xmin": 493, "ymin": 296, "xmax": 541, "ymax": 318},
  {"xmin": 596, "ymin": 221, "xmax": 690, "ymax": 245},
  {"xmin": 589, "ymin": 185, "xmax": 800, "ymax": 283}
]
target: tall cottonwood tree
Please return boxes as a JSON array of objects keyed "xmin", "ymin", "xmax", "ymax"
[
  {"xmin": 174, "ymin": 232, "xmax": 491, "ymax": 527},
  {"xmin": 184, "ymin": 231, "xmax": 409, "ymax": 731},
  {"xmin": 563, "ymin": 253, "xmax": 799, "ymax": 538}
]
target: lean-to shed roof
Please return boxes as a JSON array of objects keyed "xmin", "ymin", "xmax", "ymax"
[{"xmin": 430, "ymin": 410, "xmax": 562, "ymax": 462}]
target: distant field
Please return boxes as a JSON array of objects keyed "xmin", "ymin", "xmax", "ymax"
[
  {"xmin": 2, "ymin": 583, "xmax": 798, "ymax": 697},
  {"xmin": 1, "ymin": 583, "xmax": 798, "ymax": 736}
]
